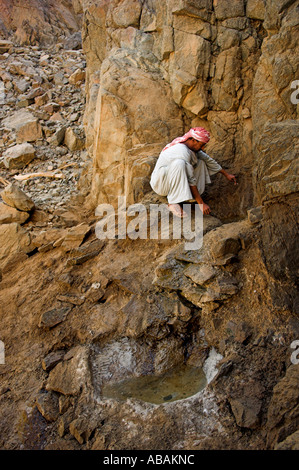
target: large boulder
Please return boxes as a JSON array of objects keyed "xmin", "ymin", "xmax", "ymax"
[
  {"xmin": 0, "ymin": 222, "xmax": 32, "ymax": 269},
  {"xmin": 0, "ymin": 184, "xmax": 35, "ymax": 212},
  {"xmin": 2, "ymin": 143, "xmax": 36, "ymax": 170},
  {"xmin": 2, "ymin": 110, "xmax": 42, "ymax": 143}
]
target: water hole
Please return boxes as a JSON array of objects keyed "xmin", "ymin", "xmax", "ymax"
[{"xmin": 101, "ymin": 364, "xmax": 207, "ymax": 405}]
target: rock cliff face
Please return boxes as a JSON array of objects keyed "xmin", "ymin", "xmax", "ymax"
[
  {"xmin": 0, "ymin": 0, "xmax": 298, "ymax": 452},
  {"xmin": 0, "ymin": 0, "xmax": 81, "ymax": 45},
  {"xmin": 80, "ymin": 0, "xmax": 298, "ymax": 221}
]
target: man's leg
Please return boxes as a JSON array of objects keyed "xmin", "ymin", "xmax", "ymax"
[
  {"xmin": 166, "ymin": 159, "xmax": 193, "ymax": 217},
  {"xmin": 166, "ymin": 159, "xmax": 193, "ymax": 203},
  {"xmin": 193, "ymin": 159, "xmax": 211, "ymax": 195}
]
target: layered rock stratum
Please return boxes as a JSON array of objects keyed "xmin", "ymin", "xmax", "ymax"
[{"xmin": 0, "ymin": 0, "xmax": 298, "ymax": 451}]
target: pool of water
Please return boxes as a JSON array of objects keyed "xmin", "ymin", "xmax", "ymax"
[{"xmin": 101, "ymin": 364, "xmax": 207, "ymax": 404}]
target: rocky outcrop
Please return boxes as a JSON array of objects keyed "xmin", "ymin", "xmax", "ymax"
[
  {"xmin": 80, "ymin": 0, "xmax": 259, "ymax": 218},
  {"xmin": 0, "ymin": 0, "xmax": 81, "ymax": 46},
  {"xmin": 79, "ymin": 0, "xmax": 298, "ymax": 220}
]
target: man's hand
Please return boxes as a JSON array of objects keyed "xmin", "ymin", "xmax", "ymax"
[
  {"xmin": 199, "ymin": 202, "xmax": 211, "ymax": 215},
  {"xmin": 190, "ymin": 185, "xmax": 211, "ymax": 215},
  {"xmin": 226, "ymin": 173, "xmax": 237, "ymax": 184},
  {"xmin": 220, "ymin": 169, "xmax": 237, "ymax": 185}
]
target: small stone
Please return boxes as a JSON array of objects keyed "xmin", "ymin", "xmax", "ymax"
[
  {"xmin": 47, "ymin": 125, "xmax": 66, "ymax": 146},
  {"xmin": 184, "ymin": 264, "xmax": 217, "ymax": 285},
  {"xmin": 84, "ymin": 287, "xmax": 105, "ymax": 303},
  {"xmin": 43, "ymin": 102, "xmax": 60, "ymax": 114},
  {"xmin": 38, "ymin": 306, "xmax": 72, "ymax": 328},
  {"xmin": 69, "ymin": 417, "xmax": 95, "ymax": 444},
  {"xmin": 210, "ymin": 237, "xmax": 241, "ymax": 260},
  {"xmin": 16, "ymin": 97, "xmax": 35, "ymax": 108},
  {"xmin": 0, "ymin": 40, "xmax": 13, "ymax": 54},
  {"xmin": 46, "ymin": 346, "xmax": 88, "ymax": 395},
  {"xmin": 59, "ymin": 395, "xmax": 72, "ymax": 414},
  {"xmin": 69, "ymin": 68, "xmax": 85, "ymax": 86},
  {"xmin": 35, "ymin": 93, "xmax": 49, "ymax": 106},
  {"xmin": 61, "ymin": 223, "xmax": 91, "ymax": 250},
  {"xmin": 36, "ymin": 391, "xmax": 60, "ymax": 422},
  {"xmin": 49, "ymin": 112, "xmax": 64, "ymax": 122},
  {"xmin": 41, "ymin": 350, "xmax": 65, "ymax": 372},
  {"xmin": 26, "ymin": 87, "xmax": 46, "ymax": 100},
  {"xmin": 213, "ymin": 277, "xmax": 239, "ymax": 296},
  {"xmin": 56, "ymin": 293, "xmax": 85, "ymax": 305},
  {"xmin": 38, "ymin": 242, "xmax": 54, "ymax": 253},
  {"xmin": 230, "ymin": 396, "xmax": 261, "ymax": 429},
  {"xmin": 64, "ymin": 127, "xmax": 85, "ymax": 151},
  {"xmin": 226, "ymin": 321, "xmax": 252, "ymax": 343},
  {"xmin": 246, "ymin": 0, "xmax": 265, "ymax": 20},
  {"xmin": 247, "ymin": 206, "xmax": 263, "ymax": 224},
  {"xmin": 13, "ymin": 79, "xmax": 31, "ymax": 94}
]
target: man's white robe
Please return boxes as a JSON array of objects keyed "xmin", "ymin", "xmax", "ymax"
[{"xmin": 150, "ymin": 143, "xmax": 222, "ymax": 204}]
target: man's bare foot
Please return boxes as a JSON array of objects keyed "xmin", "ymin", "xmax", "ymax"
[{"xmin": 167, "ymin": 203, "xmax": 187, "ymax": 218}]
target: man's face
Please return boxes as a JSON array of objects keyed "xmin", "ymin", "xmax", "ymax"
[{"xmin": 185, "ymin": 138, "xmax": 206, "ymax": 152}]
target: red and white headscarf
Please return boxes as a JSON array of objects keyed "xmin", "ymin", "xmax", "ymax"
[{"xmin": 162, "ymin": 127, "xmax": 210, "ymax": 152}]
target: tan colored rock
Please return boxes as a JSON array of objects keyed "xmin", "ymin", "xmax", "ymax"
[
  {"xmin": 112, "ymin": 0, "xmax": 142, "ymax": 28},
  {"xmin": 43, "ymin": 102, "xmax": 60, "ymax": 114},
  {"xmin": 2, "ymin": 109, "xmax": 43, "ymax": 143},
  {"xmin": 266, "ymin": 365, "xmax": 299, "ymax": 448},
  {"xmin": 182, "ymin": 81, "xmax": 209, "ymax": 116},
  {"xmin": 211, "ymin": 47, "xmax": 242, "ymax": 111},
  {"xmin": 89, "ymin": 57, "xmax": 183, "ymax": 207},
  {"xmin": 171, "ymin": 0, "xmax": 212, "ymax": 20},
  {"xmin": 0, "ymin": 222, "xmax": 31, "ymax": 269},
  {"xmin": 61, "ymin": 223, "xmax": 91, "ymax": 250},
  {"xmin": 34, "ymin": 93, "xmax": 49, "ymax": 106},
  {"xmin": 39, "ymin": 306, "xmax": 72, "ymax": 329},
  {"xmin": 246, "ymin": 0, "xmax": 265, "ymax": 20},
  {"xmin": 254, "ymin": 120, "xmax": 299, "ymax": 203},
  {"xmin": 184, "ymin": 264, "xmax": 217, "ymax": 286},
  {"xmin": 275, "ymin": 431, "xmax": 299, "ymax": 450},
  {"xmin": 0, "ymin": 183, "xmax": 35, "ymax": 212},
  {"xmin": 0, "ymin": 39, "xmax": 13, "ymax": 53},
  {"xmin": 0, "ymin": 0, "xmax": 81, "ymax": 46},
  {"xmin": 46, "ymin": 346, "xmax": 90, "ymax": 396},
  {"xmin": 2, "ymin": 142, "xmax": 36, "ymax": 169},
  {"xmin": 213, "ymin": 0, "xmax": 245, "ymax": 20},
  {"xmin": 64, "ymin": 127, "xmax": 85, "ymax": 151},
  {"xmin": 68, "ymin": 68, "xmax": 85, "ymax": 85},
  {"xmin": 69, "ymin": 417, "xmax": 97, "ymax": 444},
  {"xmin": 36, "ymin": 391, "xmax": 60, "ymax": 422},
  {"xmin": 0, "ymin": 202, "xmax": 30, "ymax": 225},
  {"xmin": 230, "ymin": 396, "xmax": 261, "ymax": 429}
]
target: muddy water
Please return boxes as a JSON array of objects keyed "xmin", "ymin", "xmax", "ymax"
[{"xmin": 101, "ymin": 364, "xmax": 207, "ymax": 404}]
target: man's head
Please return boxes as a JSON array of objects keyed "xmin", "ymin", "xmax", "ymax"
[
  {"xmin": 184, "ymin": 137, "xmax": 207, "ymax": 152},
  {"xmin": 162, "ymin": 127, "xmax": 211, "ymax": 152}
]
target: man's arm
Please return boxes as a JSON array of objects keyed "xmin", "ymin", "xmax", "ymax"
[{"xmin": 190, "ymin": 185, "xmax": 211, "ymax": 215}]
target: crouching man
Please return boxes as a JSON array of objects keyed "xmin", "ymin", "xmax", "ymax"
[{"xmin": 150, "ymin": 127, "xmax": 237, "ymax": 217}]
